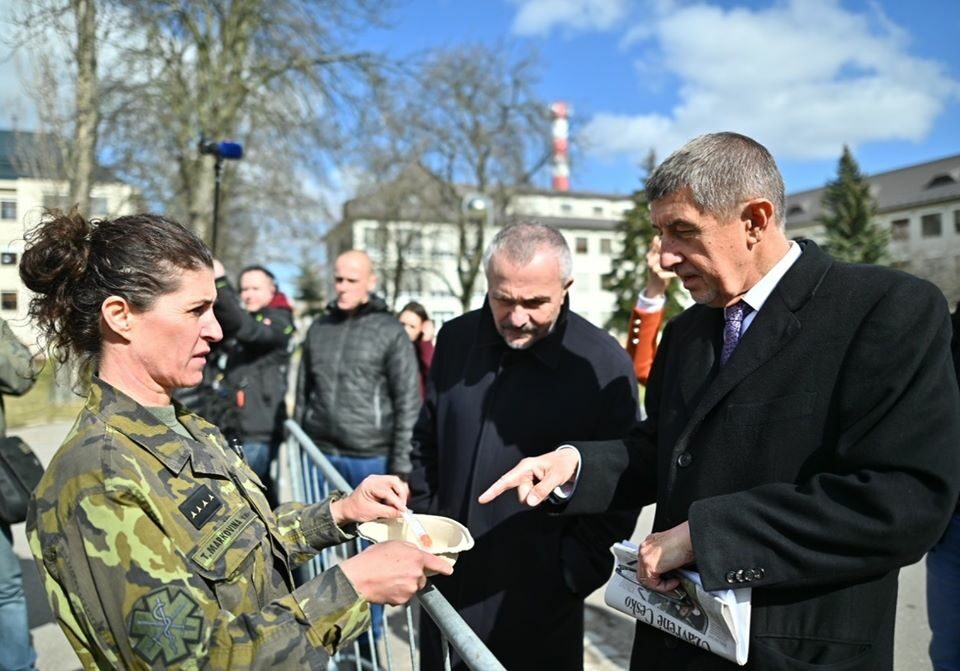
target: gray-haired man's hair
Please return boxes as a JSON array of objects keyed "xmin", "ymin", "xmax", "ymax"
[
  {"xmin": 646, "ymin": 132, "xmax": 786, "ymax": 229},
  {"xmin": 482, "ymin": 221, "xmax": 573, "ymax": 282}
]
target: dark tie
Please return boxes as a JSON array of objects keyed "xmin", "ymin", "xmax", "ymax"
[{"xmin": 720, "ymin": 301, "xmax": 753, "ymax": 366}]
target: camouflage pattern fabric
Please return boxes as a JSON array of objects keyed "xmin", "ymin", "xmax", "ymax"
[
  {"xmin": 27, "ymin": 376, "xmax": 370, "ymax": 669},
  {"xmin": 0, "ymin": 318, "xmax": 36, "ymax": 435}
]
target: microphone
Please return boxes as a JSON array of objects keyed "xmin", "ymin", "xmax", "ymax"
[{"xmin": 198, "ymin": 139, "xmax": 244, "ymax": 160}]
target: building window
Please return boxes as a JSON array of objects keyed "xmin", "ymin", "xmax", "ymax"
[
  {"xmin": 431, "ymin": 242, "xmax": 451, "ymax": 258},
  {"xmin": 954, "ymin": 210, "xmax": 960, "ymax": 235},
  {"xmin": 593, "ymin": 206, "xmax": 604, "ymax": 216},
  {"xmin": 575, "ymin": 237, "xmax": 588, "ymax": 254},
  {"xmin": 921, "ymin": 213, "xmax": 942, "ymax": 238},
  {"xmin": 0, "ymin": 201, "xmax": 15, "ymax": 220},
  {"xmin": 0, "ymin": 253, "xmax": 16, "ymax": 265},
  {"xmin": 404, "ymin": 230, "xmax": 423, "ymax": 257},
  {"xmin": 600, "ymin": 238, "xmax": 612, "ymax": 254},
  {"xmin": 560, "ymin": 203, "xmax": 573, "ymax": 214},
  {"xmin": 0, "ymin": 291, "xmax": 16, "ymax": 311},
  {"xmin": 925, "ymin": 174, "xmax": 957, "ymax": 189},
  {"xmin": 890, "ymin": 218, "xmax": 909, "ymax": 241},
  {"xmin": 362, "ymin": 227, "xmax": 388, "ymax": 252},
  {"xmin": 399, "ymin": 272, "xmax": 423, "ymax": 294}
]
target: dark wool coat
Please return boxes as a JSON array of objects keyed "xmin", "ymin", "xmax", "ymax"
[
  {"xmin": 564, "ymin": 241, "xmax": 960, "ymax": 671},
  {"xmin": 408, "ymin": 298, "xmax": 641, "ymax": 671},
  {"xmin": 213, "ymin": 281, "xmax": 295, "ymax": 446}
]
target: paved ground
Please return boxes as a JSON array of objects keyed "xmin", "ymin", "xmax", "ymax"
[{"xmin": 13, "ymin": 420, "xmax": 935, "ymax": 670}]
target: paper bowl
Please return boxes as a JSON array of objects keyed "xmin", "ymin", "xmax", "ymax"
[{"xmin": 357, "ymin": 513, "xmax": 474, "ymax": 567}]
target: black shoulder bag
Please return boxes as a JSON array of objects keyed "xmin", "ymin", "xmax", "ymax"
[{"xmin": 0, "ymin": 436, "xmax": 44, "ymax": 524}]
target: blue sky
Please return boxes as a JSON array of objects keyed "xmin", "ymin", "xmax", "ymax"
[
  {"xmin": 1, "ymin": 0, "xmax": 957, "ymax": 291},
  {"xmin": 2, "ymin": 0, "xmax": 956, "ymax": 198},
  {"xmin": 360, "ymin": 0, "xmax": 960, "ymax": 195}
]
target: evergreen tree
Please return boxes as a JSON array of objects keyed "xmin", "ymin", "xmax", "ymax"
[
  {"xmin": 604, "ymin": 151, "xmax": 685, "ymax": 330},
  {"xmin": 819, "ymin": 146, "xmax": 889, "ymax": 265}
]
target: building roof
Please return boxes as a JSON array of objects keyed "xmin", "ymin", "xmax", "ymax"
[
  {"xmin": 510, "ymin": 185, "xmax": 634, "ymax": 201},
  {"xmin": 0, "ymin": 130, "xmax": 34, "ymax": 180},
  {"xmin": 0, "ymin": 129, "xmax": 119, "ymax": 182},
  {"xmin": 786, "ymin": 153, "xmax": 960, "ymax": 230}
]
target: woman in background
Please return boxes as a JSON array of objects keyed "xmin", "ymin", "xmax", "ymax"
[
  {"xmin": 399, "ymin": 301, "xmax": 434, "ymax": 399},
  {"xmin": 20, "ymin": 209, "xmax": 450, "ymax": 670}
]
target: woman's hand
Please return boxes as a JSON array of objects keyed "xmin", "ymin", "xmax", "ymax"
[
  {"xmin": 330, "ymin": 474, "xmax": 409, "ymax": 526},
  {"xmin": 340, "ymin": 541, "xmax": 453, "ymax": 605}
]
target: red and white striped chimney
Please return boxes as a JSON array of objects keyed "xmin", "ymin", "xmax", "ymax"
[{"xmin": 550, "ymin": 101, "xmax": 570, "ymax": 192}]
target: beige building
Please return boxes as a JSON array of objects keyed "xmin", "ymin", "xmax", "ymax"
[
  {"xmin": 785, "ymin": 153, "xmax": 960, "ymax": 305},
  {"xmin": 0, "ymin": 130, "xmax": 138, "ymax": 346},
  {"xmin": 326, "ymin": 180, "xmax": 633, "ymax": 329}
]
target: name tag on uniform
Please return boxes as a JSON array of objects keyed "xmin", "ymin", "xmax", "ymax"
[
  {"xmin": 178, "ymin": 484, "xmax": 222, "ymax": 529},
  {"xmin": 192, "ymin": 508, "xmax": 257, "ymax": 571}
]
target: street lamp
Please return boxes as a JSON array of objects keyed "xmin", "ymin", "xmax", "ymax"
[
  {"xmin": 460, "ymin": 192, "xmax": 495, "ymax": 309},
  {"xmin": 461, "ymin": 192, "xmax": 494, "ymax": 229}
]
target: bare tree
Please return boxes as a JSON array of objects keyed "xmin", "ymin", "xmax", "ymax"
[
  {"xmin": 5, "ymin": 0, "xmax": 103, "ymax": 214},
  {"xmin": 343, "ymin": 162, "xmax": 453, "ymax": 310},
  {"xmin": 7, "ymin": 0, "xmax": 396, "ymax": 270},
  {"xmin": 100, "ymin": 0, "xmax": 394, "ymax": 262},
  {"xmin": 69, "ymin": 0, "xmax": 97, "ymax": 215},
  {"xmin": 355, "ymin": 43, "xmax": 553, "ymax": 312}
]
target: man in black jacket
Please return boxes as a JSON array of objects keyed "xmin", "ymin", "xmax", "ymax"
[
  {"xmin": 294, "ymin": 250, "xmax": 420, "ymax": 479},
  {"xmin": 927, "ymin": 303, "xmax": 960, "ymax": 671},
  {"xmin": 408, "ymin": 222, "xmax": 640, "ymax": 670},
  {"xmin": 482, "ymin": 132, "xmax": 960, "ymax": 671},
  {"xmin": 212, "ymin": 263, "xmax": 295, "ymax": 498}
]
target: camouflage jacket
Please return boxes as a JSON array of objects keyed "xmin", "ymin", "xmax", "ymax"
[
  {"xmin": 27, "ymin": 376, "xmax": 370, "ymax": 669},
  {"xmin": 0, "ymin": 317, "xmax": 36, "ymax": 435}
]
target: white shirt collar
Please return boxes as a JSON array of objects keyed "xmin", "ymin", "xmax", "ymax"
[{"xmin": 741, "ymin": 240, "xmax": 801, "ymax": 314}]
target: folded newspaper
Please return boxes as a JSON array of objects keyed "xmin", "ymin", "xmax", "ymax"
[{"xmin": 604, "ymin": 541, "xmax": 752, "ymax": 666}]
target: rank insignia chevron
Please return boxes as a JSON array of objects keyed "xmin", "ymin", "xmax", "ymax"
[{"xmin": 178, "ymin": 484, "xmax": 223, "ymax": 529}]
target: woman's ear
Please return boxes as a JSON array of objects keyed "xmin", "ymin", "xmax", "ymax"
[{"xmin": 101, "ymin": 295, "xmax": 133, "ymax": 340}]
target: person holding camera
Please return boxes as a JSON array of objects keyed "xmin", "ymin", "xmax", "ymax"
[
  {"xmin": 0, "ymin": 318, "xmax": 36, "ymax": 671},
  {"xmin": 19, "ymin": 210, "xmax": 450, "ymax": 670}
]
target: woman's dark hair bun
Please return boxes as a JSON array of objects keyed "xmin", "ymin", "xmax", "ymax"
[{"xmin": 19, "ymin": 207, "xmax": 93, "ymax": 298}]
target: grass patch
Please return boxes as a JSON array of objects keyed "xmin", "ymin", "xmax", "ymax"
[{"xmin": 6, "ymin": 363, "xmax": 83, "ymax": 428}]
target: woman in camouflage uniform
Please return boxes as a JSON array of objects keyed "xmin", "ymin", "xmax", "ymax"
[{"xmin": 19, "ymin": 210, "xmax": 450, "ymax": 669}]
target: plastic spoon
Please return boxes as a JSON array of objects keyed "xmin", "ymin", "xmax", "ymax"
[{"xmin": 402, "ymin": 508, "xmax": 433, "ymax": 549}]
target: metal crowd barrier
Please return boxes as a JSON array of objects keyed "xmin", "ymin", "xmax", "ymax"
[{"xmin": 283, "ymin": 420, "xmax": 506, "ymax": 671}]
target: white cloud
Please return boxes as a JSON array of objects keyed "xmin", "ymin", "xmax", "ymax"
[
  {"xmin": 581, "ymin": 0, "xmax": 960, "ymax": 162},
  {"xmin": 510, "ymin": 0, "xmax": 628, "ymax": 36}
]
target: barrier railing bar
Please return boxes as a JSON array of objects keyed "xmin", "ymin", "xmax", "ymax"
[{"xmin": 282, "ymin": 420, "xmax": 506, "ymax": 671}]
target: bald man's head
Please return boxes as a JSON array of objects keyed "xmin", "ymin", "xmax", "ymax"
[{"xmin": 334, "ymin": 250, "xmax": 377, "ymax": 313}]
